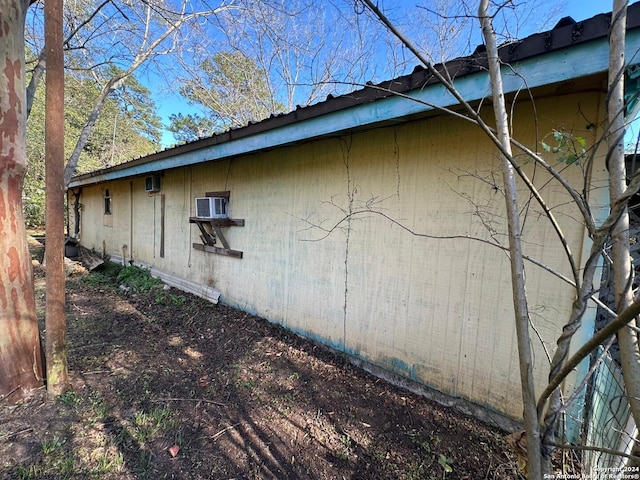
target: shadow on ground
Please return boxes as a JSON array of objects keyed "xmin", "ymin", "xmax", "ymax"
[{"xmin": 1, "ymin": 249, "xmax": 523, "ymax": 479}]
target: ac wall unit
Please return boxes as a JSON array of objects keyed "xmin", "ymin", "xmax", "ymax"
[
  {"xmin": 145, "ymin": 175, "xmax": 161, "ymax": 192},
  {"xmin": 195, "ymin": 197, "xmax": 228, "ymax": 219}
]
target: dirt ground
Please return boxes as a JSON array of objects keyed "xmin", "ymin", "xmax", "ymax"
[{"xmin": 0, "ymin": 239, "xmax": 527, "ymax": 479}]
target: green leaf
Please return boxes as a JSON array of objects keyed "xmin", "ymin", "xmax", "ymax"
[
  {"xmin": 553, "ymin": 130, "xmax": 564, "ymax": 142},
  {"xmin": 566, "ymin": 154, "xmax": 578, "ymax": 165},
  {"xmin": 438, "ymin": 454, "xmax": 454, "ymax": 473},
  {"xmin": 541, "ymin": 141, "xmax": 551, "ymax": 153}
]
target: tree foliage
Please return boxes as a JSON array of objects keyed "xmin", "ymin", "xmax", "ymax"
[
  {"xmin": 24, "ymin": 0, "xmax": 237, "ymax": 185},
  {"xmin": 165, "ymin": 0, "xmax": 399, "ymax": 144},
  {"xmin": 166, "ymin": 113, "xmax": 215, "ymax": 143},
  {"xmin": 24, "ymin": 69, "xmax": 161, "ymax": 227},
  {"xmin": 168, "ymin": 51, "xmax": 284, "ymax": 141},
  {"xmin": 215, "ymin": 0, "xmax": 351, "ymax": 110}
]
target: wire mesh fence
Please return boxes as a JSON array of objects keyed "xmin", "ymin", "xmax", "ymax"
[{"xmin": 582, "ymin": 347, "xmax": 637, "ymax": 475}]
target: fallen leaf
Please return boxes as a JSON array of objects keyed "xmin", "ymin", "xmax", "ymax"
[{"xmin": 168, "ymin": 445, "xmax": 180, "ymax": 457}]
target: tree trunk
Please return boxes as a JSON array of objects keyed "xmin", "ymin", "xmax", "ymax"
[
  {"xmin": 25, "ymin": 51, "xmax": 45, "ymax": 120},
  {"xmin": 44, "ymin": 0, "xmax": 68, "ymax": 395},
  {"xmin": 607, "ymin": 0, "xmax": 640, "ymax": 455},
  {"xmin": 0, "ymin": 0, "xmax": 45, "ymax": 402},
  {"xmin": 478, "ymin": 1, "xmax": 544, "ymax": 477},
  {"xmin": 62, "ymin": 75, "xmax": 125, "ymax": 186}
]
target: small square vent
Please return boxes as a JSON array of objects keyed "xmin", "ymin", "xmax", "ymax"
[{"xmin": 195, "ymin": 197, "xmax": 228, "ymax": 219}]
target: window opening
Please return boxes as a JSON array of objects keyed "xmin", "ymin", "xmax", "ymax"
[{"xmin": 104, "ymin": 188, "xmax": 112, "ymax": 215}]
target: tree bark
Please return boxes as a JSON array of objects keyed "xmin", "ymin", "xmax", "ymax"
[
  {"xmin": 44, "ymin": 0, "xmax": 68, "ymax": 395},
  {"xmin": 478, "ymin": 1, "xmax": 544, "ymax": 478},
  {"xmin": 607, "ymin": 0, "xmax": 640, "ymax": 455},
  {"xmin": 0, "ymin": 0, "xmax": 45, "ymax": 402}
]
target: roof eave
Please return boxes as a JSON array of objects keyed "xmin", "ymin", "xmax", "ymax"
[{"xmin": 68, "ymin": 6, "xmax": 640, "ymax": 189}]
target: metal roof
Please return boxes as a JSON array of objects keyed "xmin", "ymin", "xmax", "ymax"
[{"xmin": 69, "ymin": 4, "xmax": 640, "ymax": 188}]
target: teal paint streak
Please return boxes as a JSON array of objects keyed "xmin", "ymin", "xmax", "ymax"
[
  {"xmin": 69, "ymin": 31, "xmax": 640, "ymax": 189},
  {"xmin": 216, "ymin": 298, "xmax": 520, "ymax": 423},
  {"xmin": 382, "ymin": 356, "xmax": 417, "ymax": 380},
  {"xmin": 219, "ymin": 297, "xmax": 415, "ymax": 380}
]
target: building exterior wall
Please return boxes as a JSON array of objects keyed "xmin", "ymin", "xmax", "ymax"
[{"xmin": 71, "ymin": 91, "xmax": 606, "ymax": 420}]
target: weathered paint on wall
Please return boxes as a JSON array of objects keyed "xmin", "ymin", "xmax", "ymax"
[{"xmin": 71, "ymin": 91, "xmax": 605, "ymax": 420}]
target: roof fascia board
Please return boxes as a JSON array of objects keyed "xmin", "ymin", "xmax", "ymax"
[{"xmin": 69, "ymin": 30, "xmax": 640, "ymax": 188}]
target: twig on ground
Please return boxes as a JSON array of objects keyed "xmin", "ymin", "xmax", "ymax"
[
  {"xmin": 0, "ymin": 386, "xmax": 20, "ymax": 403},
  {"xmin": 151, "ymin": 397, "xmax": 226, "ymax": 407},
  {"xmin": 0, "ymin": 427, "xmax": 34, "ymax": 441},
  {"xmin": 198, "ymin": 423, "xmax": 241, "ymax": 440},
  {"xmin": 70, "ymin": 342, "xmax": 115, "ymax": 351}
]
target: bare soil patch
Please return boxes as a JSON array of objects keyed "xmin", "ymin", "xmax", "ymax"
[{"xmin": 1, "ymin": 240, "xmax": 523, "ymax": 479}]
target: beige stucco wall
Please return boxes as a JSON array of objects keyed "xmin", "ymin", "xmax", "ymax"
[{"xmin": 72, "ymin": 90, "xmax": 606, "ymax": 420}]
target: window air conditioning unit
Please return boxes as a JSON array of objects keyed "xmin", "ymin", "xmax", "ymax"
[
  {"xmin": 145, "ymin": 175, "xmax": 161, "ymax": 192},
  {"xmin": 195, "ymin": 197, "xmax": 228, "ymax": 219}
]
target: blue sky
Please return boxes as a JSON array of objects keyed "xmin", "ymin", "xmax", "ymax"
[
  {"xmin": 563, "ymin": 0, "xmax": 620, "ymax": 20},
  {"xmin": 155, "ymin": 1, "xmax": 634, "ymax": 146}
]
